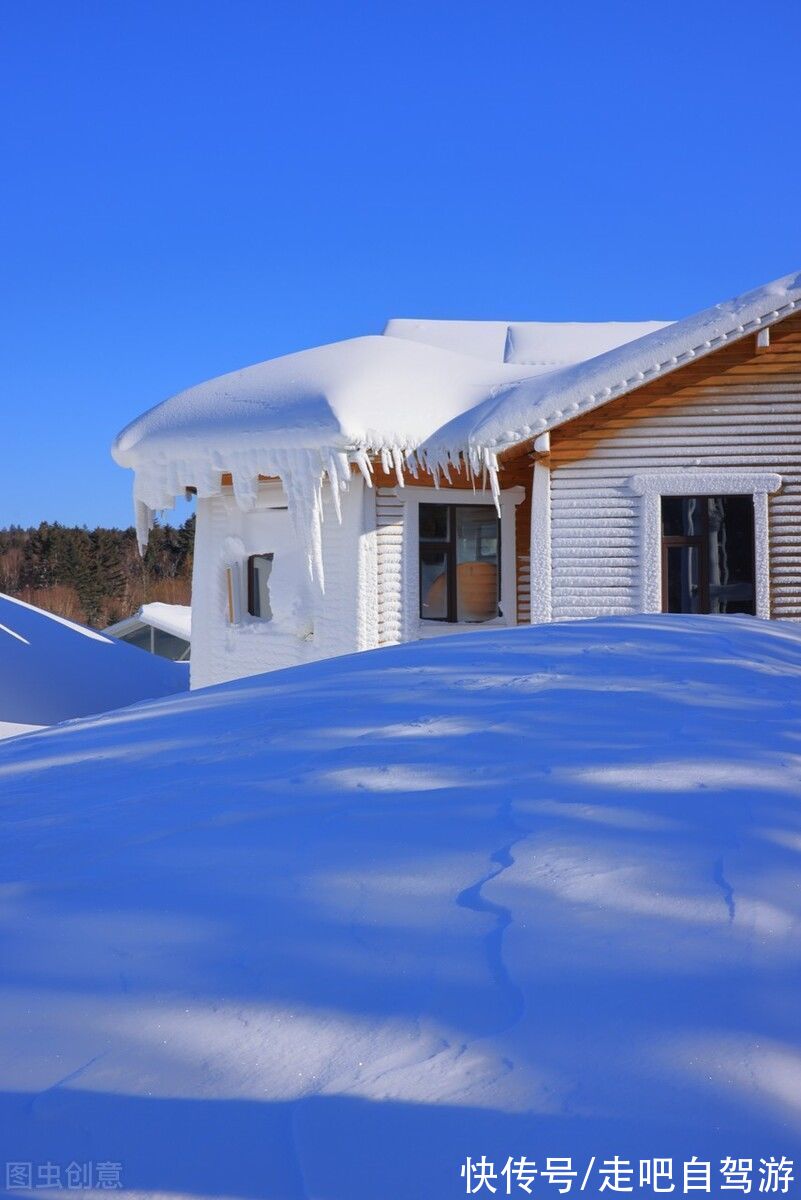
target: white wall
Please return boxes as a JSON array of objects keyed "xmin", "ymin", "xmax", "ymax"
[
  {"xmin": 189, "ymin": 475, "xmax": 525, "ymax": 689},
  {"xmin": 190, "ymin": 478, "xmax": 373, "ymax": 689}
]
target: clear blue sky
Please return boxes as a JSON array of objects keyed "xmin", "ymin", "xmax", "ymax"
[{"xmin": 2, "ymin": 0, "xmax": 800, "ymax": 528}]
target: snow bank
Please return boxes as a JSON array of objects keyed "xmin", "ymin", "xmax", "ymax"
[
  {"xmin": 0, "ymin": 592, "xmax": 187, "ymax": 735},
  {"xmin": 2, "ymin": 615, "xmax": 801, "ymax": 1198}
]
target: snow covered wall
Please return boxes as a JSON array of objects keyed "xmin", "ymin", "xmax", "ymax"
[{"xmin": 189, "ymin": 478, "xmax": 374, "ymax": 687}]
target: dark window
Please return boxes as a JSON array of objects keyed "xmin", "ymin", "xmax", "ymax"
[
  {"xmin": 247, "ymin": 553, "xmax": 274, "ymax": 619},
  {"xmin": 120, "ymin": 624, "xmax": 153, "ymax": 652},
  {"xmin": 661, "ymin": 495, "xmax": 755, "ymax": 615},
  {"xmin": 152, "ymin": 629, "xmax": 191, "ymax": 661},
  {"xmin": 419, "ymin": 504, "xmax": 500, "ymax": 622}
]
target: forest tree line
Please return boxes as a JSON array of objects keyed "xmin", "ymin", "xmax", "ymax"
[{"xmin": 0, "ymin": 518, "xmax": 194, "ymax": 629}]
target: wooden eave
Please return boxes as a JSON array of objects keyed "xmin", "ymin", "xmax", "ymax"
[{"xmin": 498, "ymin": 310, "xmax": 801, "ymax": 467}]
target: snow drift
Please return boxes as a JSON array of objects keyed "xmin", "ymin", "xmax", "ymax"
[
  {"xmin": 2, "ymin": 615, "xmax": 801, "ymax": 1199},
  {"xmin": 0, "ymin": 592, "xmax": 187, "ymax": 737}
]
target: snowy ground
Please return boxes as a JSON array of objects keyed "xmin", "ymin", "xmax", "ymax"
[
  {"xmin": 0, "ymin": 592, "xmax": 187, "ymax": 738},
  {"xmin": 2, "ymin": 615, "xmax": 801, "ymax": 1199}
]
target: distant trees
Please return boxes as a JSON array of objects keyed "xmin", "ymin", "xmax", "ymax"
[{"xmin": 0, "ymin": 517, "xmax": 194, "ymax": 628}]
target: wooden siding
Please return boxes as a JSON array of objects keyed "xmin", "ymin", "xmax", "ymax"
[
  {"xmin": 545, "ymin": 313, "xmax": 801, "ymax": 620},
  {"xmin": 375, "ymin": 487, "xmax": 405, "ymax": 644}
]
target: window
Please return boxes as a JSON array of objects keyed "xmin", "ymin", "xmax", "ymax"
[
  {"xmin": 152, "ymin": 629, "xmax": 190, "ymax": 661},
  {"xmin": 661, "ymin": 496, "xmax": 755, "ymax": 615},
  {"xmin": 419, "ymin": 504, "xmax": 500, "ymax": 622},
  {"xmin": 120, "ymin": 624, "xmax": 153, "ymax": 652},
  {"xmin": 119, "ymin": 625, "xmax": 189, "ymax": 660},
  {"xmin": 247, "ymin": 553, "xmax": 274, "ymax": 619}
]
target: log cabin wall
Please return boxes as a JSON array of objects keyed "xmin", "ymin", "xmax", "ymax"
[{"xmin": 545, "ymin": 311, "xmax": 801, "ymax": 620}]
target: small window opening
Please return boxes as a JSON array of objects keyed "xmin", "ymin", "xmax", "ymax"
[{"xmin": 248, "ymin": 553, "xmax": 274, "ymax": 619}]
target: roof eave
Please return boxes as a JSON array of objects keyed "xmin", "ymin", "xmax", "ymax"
[{"xmin": 495, "ymin": 297, "xmax": 801, "ymax": 465}]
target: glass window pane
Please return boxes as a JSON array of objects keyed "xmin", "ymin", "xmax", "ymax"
[
  {"xmin": 455, "ymin": 506, "xmax": 499, "ymax": 622},
  {"xmin": 665, "ymin": 544, "xmax": 702, "ymax": 613},
  {"xmin": 152, "ymin": 630, "xmax": 190, "ymax": 661},
  {"xmin": 249, "ymin": 554, "xmax": 274, "ymax": 619},
  {"xmin": 120, "ymin": 625, "xmax": 152, "ymax": 652},
  {"xmin": 707, "ymin": 496, "xmax": 755, "ymax": 614},
  {"xmin": 419, "ymin": 504, "xmax": 449, "ymax": 540},
  {"xmin": 662, "ymin": 496, "xmax": 705, "ymax": 536},
  {"xmin": 420, "ymin": 547, "xmax": 448, "ymax": 619}
]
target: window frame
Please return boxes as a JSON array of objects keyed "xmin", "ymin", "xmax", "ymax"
[
  {"xmin": 418, "ymin": 502, "xmax": 501, "ymax": 623},
  {"xmin": 629, "ymin": 472, "xmax": 781, "ymax": 620},
  {"xmin": 659, "ymin": 494, "xmax": 755, "ymax": 615}
]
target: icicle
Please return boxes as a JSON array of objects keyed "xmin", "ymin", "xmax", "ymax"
[
  {"xmin": 483, "ymin": 447, "xmax": 501, "ymax": 511},
  {"xmin": 351, "ymin": 449, "xmax": 373, "ymax": 487},
  {"xmin": 310, "ymin": 476, "xmax": 325, "ymax": 586},
  {"xmin": 326, "ymin": 452, "xmax": 343, "ymax": 524},
  {"xmin": 134, "ymin": 497, "xmax": 154, "ymax": 555},
  {"xmin": 231, "ymin": 472, "xmax": 258, "ymax": 511},
  {"xmin": 391, "ymin": 445, "xmax": 405, "ymax": 488},
  {"xmin": 279, "ymin": 451, "xmax": 327, "ymax": 593}
]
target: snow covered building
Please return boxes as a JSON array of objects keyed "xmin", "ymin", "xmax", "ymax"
[
  {"xmin": 113, "ymin": 269, "xmax": 801, "ymax": 688},
  {"xmin": 105, "ymin": 602, "xmax": 191, "ymax": 661}
]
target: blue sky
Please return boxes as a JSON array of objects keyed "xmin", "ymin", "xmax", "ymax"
[{"xmin": 2, "ymin": 0, "xmax": 800, "ymax": 528}]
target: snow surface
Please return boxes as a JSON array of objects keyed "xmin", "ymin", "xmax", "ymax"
[
  {"xmin": 3, "ymin": 615, "xmax": 801, "ymax": 1198},
  {"xmin": 0, "ymin": 591, "xmax": 188, "ymax": 735},
  {"xmin": 384, "ymin": 318, "xmax": 672, "ymax": 367}
]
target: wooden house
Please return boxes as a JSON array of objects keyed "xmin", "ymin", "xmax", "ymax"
[{"xmin": 113, "ymin": 270, "xmax": 801, "ymax": 687}]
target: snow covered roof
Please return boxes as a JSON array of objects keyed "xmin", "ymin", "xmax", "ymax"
[
  {"xmin": 140, "ymin": 602, "xmax": 191, "ymax": 641},
  {"xmin": 0, "ymin": 592, "xmax": 187, "ymax": 737},
  {"xmin": 113, "ymin": 334, "xmax": 533, "ymax": 491},
  {"xmin": 112, "ymin": 334, "xmax": 537, "ymax": 566},
  {"xmin": 384, "ymin": 317, "xmax": 671, "ymax": 366},
  {"xmin": 424, "ymin": 269, "xmax": 801, "ymax": 464},
  {"xmin": 107, "ymin": 602, "xmax": 192, "ymax": 643},
  {"xmin": 113, "ymin": 269, "xmax": 801, "ymax": 578}
]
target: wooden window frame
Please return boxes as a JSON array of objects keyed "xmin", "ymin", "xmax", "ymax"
[
  {"xmin": 418, "ymin": 503, "xmax": 500, "ymax": 623},
  {"xmin": 661, "ymin": 534, "xmax": 708, "ymax": 613}
]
